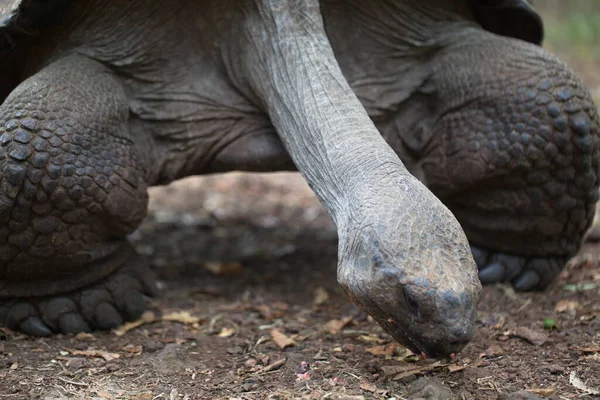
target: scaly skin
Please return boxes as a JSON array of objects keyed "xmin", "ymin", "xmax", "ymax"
[
  {"xmin": 0, "ymin": 55, "xmax": 154, "ymax": 334},
  {"xmin": 0, "ymin": 0, "xmax": 598, "ymax": 358},
  {"xmin": 422, "ymin": 33, "xmax": 600, "ymax": 289}
]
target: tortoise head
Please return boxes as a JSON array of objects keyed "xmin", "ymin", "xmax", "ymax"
[{"xmin": 336, "ymin": 173, "xmax": 481, "ymax": 358}]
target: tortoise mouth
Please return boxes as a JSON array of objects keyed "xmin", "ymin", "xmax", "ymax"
[
  {"xmin": 380, "ymin": 315, "xmax": 475, "ymax": 358},
  {"xmin": 343, "ymin": 286, "xmax": 475, "ymax": 358}
]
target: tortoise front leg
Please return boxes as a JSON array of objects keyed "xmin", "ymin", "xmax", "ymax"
[{"xmin": 0, "ymin": 54, "xmax": 155, "ymax": 335}]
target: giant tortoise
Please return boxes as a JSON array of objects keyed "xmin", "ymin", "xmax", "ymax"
[{"xmin": 0, "ymin": 0, "xmax": 598, "ymax": 357}]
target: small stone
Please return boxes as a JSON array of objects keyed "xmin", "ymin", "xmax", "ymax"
[
  {"xmin": 66, "ymin": 358, "xmax": 87, "ymax": 371},
  {"xmin": 408, "ymin": 377, "xmax": 455, "ymax": 400},
  {"xmin": 226, "ymin": 346, "xmax": 244, "ymax": 355},
  {"xmin": 106, "ymin": 362, "xmax": 120, "ymax": 372}
]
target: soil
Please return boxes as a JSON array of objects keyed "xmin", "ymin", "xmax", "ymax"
[{"xmin": 1, "ymin": 173, "xmax": 599, "ymax": 400}]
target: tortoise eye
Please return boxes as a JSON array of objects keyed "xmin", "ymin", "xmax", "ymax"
[{"xmin": 404, "ymin": 289, "xmax": 421, "ymax": 318}]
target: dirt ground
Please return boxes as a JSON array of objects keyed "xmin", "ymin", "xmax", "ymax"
[{"xmin": 1, "ymin": 173, "xmax": 599, "ymax": 400}]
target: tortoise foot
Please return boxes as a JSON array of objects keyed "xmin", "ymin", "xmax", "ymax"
[
  {"xmin": 471, "ymin": 244, "xmax": 566, "ymax": 291},
  {"xmin": 0, "ymin": 250, "xmax": 156, "ymax": 336}
]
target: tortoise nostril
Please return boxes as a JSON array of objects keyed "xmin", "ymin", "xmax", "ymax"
[{"xmin": 449, "ymin": 325, "xmax": 474, "ymax": 342}]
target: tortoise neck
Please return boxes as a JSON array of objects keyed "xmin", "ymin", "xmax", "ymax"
[{"xmin": 226, "ymin": 0, "xmax": 414, "ymax": 227}]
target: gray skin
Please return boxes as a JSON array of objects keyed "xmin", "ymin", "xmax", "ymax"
[{"xmin": 0, "ymin": 0, "xmax": 598, "ymax": 358}]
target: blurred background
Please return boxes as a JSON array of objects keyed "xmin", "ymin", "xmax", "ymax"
[{"xmin": 536, "ymin": 0, "xmax": 600, "ymax": 102}]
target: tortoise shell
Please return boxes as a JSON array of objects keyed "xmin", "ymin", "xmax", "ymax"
[
  {"xmin": 0, "ymin": 0, "xmax": 543, "ymax": 53},
  {"xmin": 0, "ymin": 0, "xmax": 72, "ymax": 51}
]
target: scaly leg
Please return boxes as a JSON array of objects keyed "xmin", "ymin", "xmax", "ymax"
[{"xmin": 0, "ymin": 54, "xmax": 155, "ymax": 335}]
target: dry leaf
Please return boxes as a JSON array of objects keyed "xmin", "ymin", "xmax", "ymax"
[
  {"xmin": 114, "ymin": 311, "xmax": 156, "ymax": 336},
  {"xmin": 256, "ymin": 304, "xmax": 286, "ymax": 320},
  {"xmin": 480, "ymin": 344, "xmax": 504, "ymax": 358},
  {"xmin": 365, "ymin": 343, "xmax": 401, "ymax": 356},
  {"xmin": 204, "ymin": 261, "xmax": 244, "ymax": 276},
  {"xmin": 313, "ymin": 287, "xmax": 330, "ymax": 306},
  {"xmin": 382, "ymin": 362, "xmax": 448, "ymax": 380},
  {"xmin": 448, "ymin": 359, "xmax": 482, "ymax": 373},
  {"xmin": 118, "ymin": 309, "xmax": 203, "ymax": 335},
  {"xmin": 0, "ymin": 327, "xmax": 13, "ymax": 336},
  {"xmin": 555, "ymin": 299, "xmax": 580, "ymax": 313},
  {"xmin": 504, "ymin": 327, "xmax": 548, "ymax": 346},
  {"xmin": 123, "ymin": 344, "xmax": 143, "ymax": 355},
  {"xmin": 380, "ymin": 364, "xmax": 410, "ymax": 377},
  {"xmin": 131, "ymin": 393, "xmax": 153, "ymax": 400},
  {"xmin": 217, "ymin": 327, "xmax": 235, "ymax": 337},
  {"xmin": 398, "ymin": 349, "xmax": 420, "ymax": 362},
  {"xmin": 323, "ymin": 316, "xmax": 353, "ymax": 335},
  {"xmin": 270, "ymin": 328, "xmax": 295, "ymax": 349},
  {"xmin": 569, "ymin": 371, "xmax": 600, "ymax": 395},
  {"xmin": 492, "ymin": 315, "xmax": 506, "ymax": 330},
  {"xmin": 571, "ymin": 346, "xmax": 600, "ymax": 353},
  {"xmin": 163, "ymin": 311, "xmax": 201, "ymax": 325},
  {"xmin": 96, "ymin": 390, "xmax": 114, "ymax": 400},
  {"xmin": 583, "ymin": 353, "xmax": 600, "ymax": 362},
  {"xmin": 447, "ymin": 364, "xmax": 468, "ymax": 373},
  {"xmin": 391, "ymin": 367, "xmax": 430, "ymax": 381},
  {"xmin": 214, "ymin": 302, "xmax": 249, "ymax": 312},
  {"xmin": 526, "ymin": 388, "xmax": 556, "ymax": 396},
  {"xmin": 358, "ymin": 334, "xmax": 385, "ymax": 344},
  {"xmin": 66, "ymin": 348, "xmax": 120, "ymax": 362},
  {"xmin": 75, "ymin": 332, "xmax": 96, "ymax": 340},
  {"xmin": 360, "ymin": 381, "xmax": 378, "ymax": 393},
  {"xmin": 260, "ymin": 358, "xmax": 287, "ymax": 372},
  {"xmin": 271, "ymin": 302, "xmax": 289, "ymax": 311}
]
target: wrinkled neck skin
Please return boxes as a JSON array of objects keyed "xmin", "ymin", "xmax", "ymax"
[
  {"xmin": 321, "ymin": 0, "xmax": 480, "ymax": 178},
  {"xmin": 213, "ymin": 0, "xmax": 481, "ymax": 357}
]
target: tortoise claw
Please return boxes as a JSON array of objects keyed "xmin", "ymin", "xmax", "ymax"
[
  {"xmin": 513, "ymin": 270, "xmax": 541, "ymax": 291},
  {"xmin": 58, "ymin": 313, "xmax": 91, "ymax": 334},
  {"xmin": 0, "ymin": 250, "xmax": 156, "ymax": 336},
  {"xmin": 19, "ymin": 316, "xmax": 52, "ymax": 337},
  {"xmin": 95, "ymin": 303, "xmax": 123, "ymax": 330},
  {"xmin": 478, "ymin": 262, "xmax": 505, "ymax": 284},
  {"xmin": 471, "ymin": 244, "xmax": 566, "ymax": 291},
  {"xmin": 470, "ymin": 245, "xmax": 489, "ymax": 268}
]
